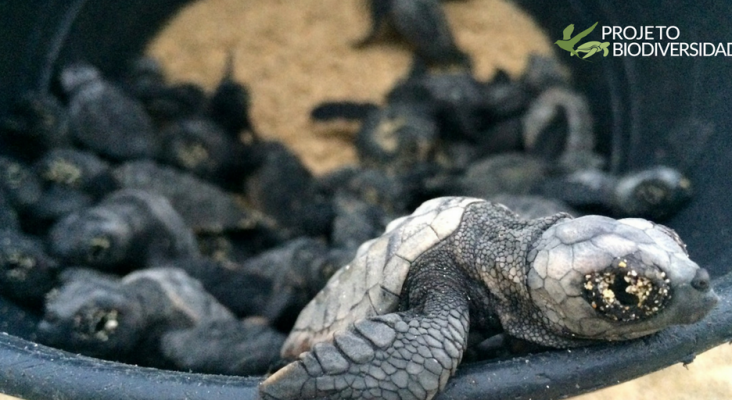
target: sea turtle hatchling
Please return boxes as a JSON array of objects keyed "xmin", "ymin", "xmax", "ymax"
[{"xmin": 260, "ymin": 196, "xmax": 717, "ymax": 400}]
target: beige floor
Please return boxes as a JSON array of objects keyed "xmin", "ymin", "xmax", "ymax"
[
  {"xmin": 147, "ymin": 0, "xmax": 554, "ymax": 174},
  {"xmin": 3, "ymin": 1, "xmax": 729, "ymax": 399}
]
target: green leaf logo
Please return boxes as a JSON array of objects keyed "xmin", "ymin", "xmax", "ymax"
[{"xmin": 554, "ymin": 22, "xmax": 610, "ymax": 59}]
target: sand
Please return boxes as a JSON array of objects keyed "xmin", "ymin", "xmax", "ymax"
[{"xmin": 146, "ymin": 0, "xmax": 554, "ymax": 174}]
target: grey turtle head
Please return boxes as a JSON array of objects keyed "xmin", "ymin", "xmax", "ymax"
[
  {"xmin": 38, "ymin": 275, "xmax": 144, "ymax": 357},
  {"xmin": 60, "ymin": 63, "xmax": 102, "ymax": 94},
  {"xmin": 613, "ymin": 166, "xmax": 693, "ymax": 220},
  {"xmin": 49, "ymin": 207, "xmax": 133, "ymax": 269},
  {"xmin": 355, "ymin": 104, "xmax": 438, "ymax": 172},
  {"xmin": 527, "ymin": 215, "xmax": 718, "ymax": 342}
]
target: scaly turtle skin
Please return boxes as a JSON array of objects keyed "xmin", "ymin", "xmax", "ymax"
[{"xmin": 260, "ymin": 197, "xmax": 717, "ymax": 400}]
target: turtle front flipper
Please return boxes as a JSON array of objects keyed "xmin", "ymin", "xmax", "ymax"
[
  {"xmin": 354, "ymin": 0, "xmax": 392, "ymax": 47},
  {"xmin": 259, "ymin": 287, "xmax": 469, "ymax": 400}
]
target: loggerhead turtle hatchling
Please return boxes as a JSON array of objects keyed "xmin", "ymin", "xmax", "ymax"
[{"xmin": 259, "ymin": 197, "xmax": 717, "ymax": 400}]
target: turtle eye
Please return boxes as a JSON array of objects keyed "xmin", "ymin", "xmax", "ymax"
[
  {"xmin": 174, "ymin": 139, "xmax": 209, "ymax": 169},
  {"xmin": 582, "ymin": 255, "xmax": 671, "ymax": 322},
  {"xmin": 87, "ymin": 236, "xmax": 111, "ymax": 263},
  {"xmin": 74, "ymin": 307, "xmax": 120, "ymax": 342}
]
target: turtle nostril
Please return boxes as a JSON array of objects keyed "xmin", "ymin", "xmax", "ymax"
[{"xmin": 691, "ymin": 268, "xmax": 711, "ymax": 292}]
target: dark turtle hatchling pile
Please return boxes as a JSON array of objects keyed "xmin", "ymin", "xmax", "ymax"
[{"xmin": 0, "ymin": 1, "xmax": 712, "ymax": 397}]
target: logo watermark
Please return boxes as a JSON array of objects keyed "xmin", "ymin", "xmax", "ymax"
[
  {"xmin": 556, "ymin": 23, "xmax": 732, "ymax": 58},
  {"xmin": 554, "ymin": 22, "xmax": 610, "ymax": 60}
]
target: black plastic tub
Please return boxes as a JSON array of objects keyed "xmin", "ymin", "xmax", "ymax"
[{"xmin": 1, "ymin": 1, "xmax": 731, "ymax": 399}]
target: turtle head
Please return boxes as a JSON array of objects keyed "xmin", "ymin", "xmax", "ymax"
[
  {"xmin": 38, "ymin": 274, "xmax": 145, "ymax": 357},
  {"xmin": 49, "ymin": 206, "xmax": 133, "ymax": 269},
  {"xmin": 526, "ymin": 215, "xmax": 718, "ymax": 343},
  {"xmin": 613, "ymin": 166, "xmax": 693, "ymax": 220}
]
